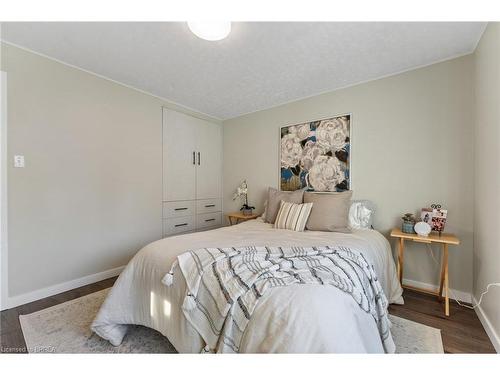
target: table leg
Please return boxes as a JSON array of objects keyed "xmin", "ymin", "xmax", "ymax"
[
  {"xmin": 228, "ymin": 217, "xmax": 234, "ymax": 226},
  {"xmin": 398, "ymin": 238, "xmax": 405, "ymax": 285},
  {"xmin": 444, "ymin": 243, "xmax": 449, "ymax": 316},
  {"xmin": 438, "ymin": 243, "xmax": 446, "ymax": 301}
]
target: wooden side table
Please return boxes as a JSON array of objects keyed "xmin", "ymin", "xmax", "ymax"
[
  {"xmin": 226, "ymin": 212, "xmax": 260, "ymax": 226},
  {"xmin": 390, "ymin": 228, "xmax": 460, "ymax": 316}
]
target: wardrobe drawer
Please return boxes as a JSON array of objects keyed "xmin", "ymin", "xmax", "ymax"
[
  {"xmin": 196, "ymin": 212, "xmax": 222, "ymax": 230},
  {"xmin": 196, "ymin": 198, "xmax": 222, "ymax": 214},
  {"xmin": 163, "ymin": 200, "xmax": 195, "ymax": 219},
  {"xmin": 163, "ymin": 216, "xmax": 195, "ymax": 236}
]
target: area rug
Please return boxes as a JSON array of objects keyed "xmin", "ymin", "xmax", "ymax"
[{"xmin": 19, "ymin": 288, "xmax": 443, "ymax": 353}]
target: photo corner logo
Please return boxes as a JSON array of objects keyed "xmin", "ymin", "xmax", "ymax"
[{"xmin": 1, "ymin": 345, "xmax": 56, "ymax": 353}]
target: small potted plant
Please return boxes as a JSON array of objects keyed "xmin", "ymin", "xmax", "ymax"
[
  {"xmin": 233, "ymin": 180, "xmax": 255, "ymax": 216},
  {"xmin": 401, "ymin": 213, "xmax": 416, "ymax": 234}
]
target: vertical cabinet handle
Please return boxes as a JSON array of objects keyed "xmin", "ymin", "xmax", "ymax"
[
  {"xmin": 198, "ymin": 152, "xmax": 201, "ymax": 165},
  {"xmin": 193, "ymin": 151, "xmax": 195, "ymax": 165}
]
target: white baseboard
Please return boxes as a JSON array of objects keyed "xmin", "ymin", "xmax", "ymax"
[
  {"xmin": 473, "ymin": 296, "xmax": 499, "ymax": 353},
  {"xmin": 402, "ymin": 278, "xmax": 472, "ymax": 303},
  {"xmin": 1, "ymin": 265, "xmax": 125, "ymax": 310}
]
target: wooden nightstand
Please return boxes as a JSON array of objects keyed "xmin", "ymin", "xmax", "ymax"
[
  {"xmin": 390, "ymin": 228, "xmax": 460, "ymax": 316},
  {"xmin": 226, "ymin": 212, "xmax": 260, "ymax": 226}
]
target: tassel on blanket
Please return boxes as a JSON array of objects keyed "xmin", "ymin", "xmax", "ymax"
[
  {"xmin": 161, "ymin": 259, "xmax": 178, "ymax": 287},
  {"xmin": 182, "ymin": 293, "xmax": 197, "ymax": 311},
  {"xmin": 162, "ymin": 273, "xmax": 173, "ymax": 286}
]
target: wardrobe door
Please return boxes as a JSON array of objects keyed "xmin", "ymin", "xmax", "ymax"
[
  {"xmin": 163, "ymin": 108, "xmax": 197, "ymax": 201},
  {"xmin": 195, "ymin": 119, "xmax": 222, "ymax": 200}
]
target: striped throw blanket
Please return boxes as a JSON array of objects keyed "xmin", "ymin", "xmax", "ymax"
[{"xmin": 163, "ymin": 245, "xmax": 394, "ymax": 353}]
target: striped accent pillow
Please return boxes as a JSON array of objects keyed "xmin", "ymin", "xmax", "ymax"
[{"xmin": 274, "ymin": 200, "xmax": 313, "ymax": 232}]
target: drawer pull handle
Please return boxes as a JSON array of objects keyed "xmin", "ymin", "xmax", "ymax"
[
  {"xmin": 205, "ymin": 204, "xmax": 215, "ymax": 208},
  {"xmin": 205, "ymin": 218, "xmax": 216, "ymax": 222},
  {"xmin": 174, "ymin": 207, "xmax": 188, "ymax": 211},
  {"xmin": 175, "ymin": 223, "xmax": 188, "ymax": 227}
]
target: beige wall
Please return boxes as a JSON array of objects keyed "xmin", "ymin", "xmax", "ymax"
[
  {"xmin": 1, "ymin": 43, "xmax": 219, "ymax": 298},
  {"xmin": 224, "ymin": 55, "xmax": 474, "ymax": 295},
  {"xmin": 473, "ymin": 23, "xmax": 500, "ymax": 349}
]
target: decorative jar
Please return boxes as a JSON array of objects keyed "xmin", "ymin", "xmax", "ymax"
[{"xmin": 402, "ymin": 221, "xmax": 415, "ymax": 234}]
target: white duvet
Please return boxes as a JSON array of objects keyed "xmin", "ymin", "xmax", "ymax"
[{"xmin": 92, "ymin": 219, "xmax": 403, "ymax": 353}]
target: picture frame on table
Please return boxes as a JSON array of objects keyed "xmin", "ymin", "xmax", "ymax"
[{"xmin": 420, "ymin": 207, "xmax": 447, "ymax": 232}]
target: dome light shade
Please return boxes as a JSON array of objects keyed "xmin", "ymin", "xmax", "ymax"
[{"xmin": 187, "ymin": 22, "xmax": 231, "ymax": 41}]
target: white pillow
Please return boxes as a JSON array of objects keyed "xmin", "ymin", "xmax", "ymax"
[
  {"xmin": 348, "ymin": 200, "xmax": 375, "ymax": 229},
  {"xmin": 274, "ymin": 200, "xmax": 313, "ymax": 232}
]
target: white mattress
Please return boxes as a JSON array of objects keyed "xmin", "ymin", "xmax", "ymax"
[{"xmin": 92, "ymin": 218, "xmax": 403, "ymax": 353}]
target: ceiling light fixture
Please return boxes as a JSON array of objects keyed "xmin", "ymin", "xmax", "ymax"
[{"xmin": 187, "ymin": 22, "xmax": 231, "ymax": 41}]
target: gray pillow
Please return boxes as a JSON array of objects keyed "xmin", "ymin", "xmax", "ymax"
[
  {"xmin": 265, "ymin": 187, "xmax": 304, "ymax": 224},
  {"xmin": 304, "ymin": 191, "xmax": 353, "ymax": 232}
]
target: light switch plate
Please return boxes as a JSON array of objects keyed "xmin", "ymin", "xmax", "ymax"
[{"xmin": 14, "ymin": 155, "xmax": 25, "ymax": 168}]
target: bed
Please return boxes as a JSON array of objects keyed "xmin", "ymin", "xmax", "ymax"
[{"xmin": 91, "ymin": 218, "xmax": 403, "ymax": 353}]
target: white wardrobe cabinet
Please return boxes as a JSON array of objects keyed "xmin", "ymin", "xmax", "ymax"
[
  {"xmin": 162, "ymin": 108, "xmax": 222, "ymax": 237},
  {"xmin": 195, "ymin": 118, "xmax": 222, "ymax": 199},
  {"xmin": 162, "ymin": 109, "xmax": 197, "ymax": 202}
]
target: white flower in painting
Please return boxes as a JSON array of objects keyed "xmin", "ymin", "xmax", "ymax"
[
  {"xmin": 281, "ymin": 134, "xmax": 302, "ymax": 168},
  {"xmin": 287, "ymin": 123, "xmax": 312, "ymax": 140},
  {"xmin": 301, "ymin": 140, "xmax": 327, "ymax": 171},
  {"xmin": 296, "ymin": 123, "xmax": 312, "ymax": 140},
  {"xmin": 307, "ymin": 155, "xmax": 345, "ymax": 191},
  {"xmin": 316, "ymin": 118, "xmax": 348, "ymax": 151}
]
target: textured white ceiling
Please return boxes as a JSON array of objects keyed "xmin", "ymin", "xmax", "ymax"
[{"xmin": 1, "ymin": 22, "xmax": 486, "ymax": 120}]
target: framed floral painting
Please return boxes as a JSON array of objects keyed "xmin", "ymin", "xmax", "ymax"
[{"xmin": 280, "ymin": 114, "xmax": 351, "ymax": 192}]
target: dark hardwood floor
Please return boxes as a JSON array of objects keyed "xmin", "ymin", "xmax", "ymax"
[
  {"xmin": 389, "ymin": 289, "xmax": 496, "ymax": 353},
  {"xmin": 0, "ymin": 279, "xmax": 496, "ymax": 353},
  {"xmin": 1, "ymin": 277, "xmax": 116, "ymax": 353}
]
